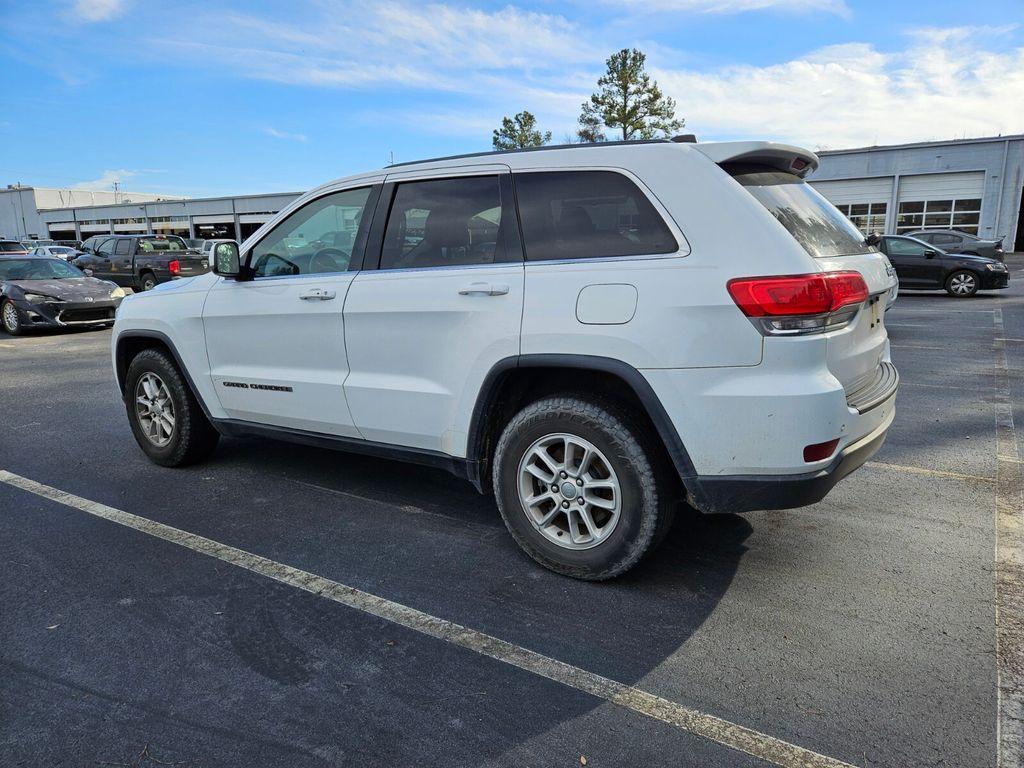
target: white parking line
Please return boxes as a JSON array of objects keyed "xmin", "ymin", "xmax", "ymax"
[
  {"xmin": 993, "ymin": 308, "xmax": 1024, "ymax": 768},
  {"xmin": 0, "ymin": 468, "xmax": 857, "ymax": 768}
]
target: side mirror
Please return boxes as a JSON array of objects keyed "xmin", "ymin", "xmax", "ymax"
[
  {"xmin": 83, "ymin": 268, "xmax": 94, "ymax": 277},
  {"xmin": 213, "ymin": 242, "xmax": 242, "ymax": 277},
  {"xmin": 923, "ymin": 249, "xmax": 937, "ymax": 259},
  {"xmin": 864, "ymin": 233, "xmax": 881, "ymax": 247}
]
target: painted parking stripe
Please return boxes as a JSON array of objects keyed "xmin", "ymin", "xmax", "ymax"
[
  {"xmin": 993, "ymin": 308, "xmax": 1024, "ymax": 768},
  {"xmin": 0, "ymin": 468, "xmax": 857, "ymax": 768}
]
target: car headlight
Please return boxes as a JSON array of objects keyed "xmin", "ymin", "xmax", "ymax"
[
  {"xmin": 985, "ymin": 263, "xmax": 1007, "ymax": 271},
  {"xmin": 23, "ymin": 293, "xmax": 55, "ymax": 304},
  {"xmin": 109, "ymin": 287, "xmax": 126, "ymax": 299}
]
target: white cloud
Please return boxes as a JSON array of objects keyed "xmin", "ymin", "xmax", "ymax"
[
  {"xmin": 611, "ymin": 0, "xmax": 848, "ymax": 15},
  {"xmin": 71, "ymin": 0, "xmax": 125, "ymax": 22},
  {"xmin": 263, "ymin": 127, "xmax": 307, "ymax": 142},
  {"xmin": 73, "ymin": 169, "xmax": 137, "ymax": 190},
  {"xmin": 653, "ymin": 27, "xmax": 1024, "ymax": 148}
]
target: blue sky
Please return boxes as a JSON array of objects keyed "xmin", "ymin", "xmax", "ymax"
[{"xmin": 1, "ymin": 0, "xmax": 1022, "ymax": 198}]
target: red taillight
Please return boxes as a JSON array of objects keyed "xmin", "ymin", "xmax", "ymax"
[
  {"xmin": 727, "ymin": 272, "xmax": 868, "ymax": 317},
  {"xmin": 168, "ymin": 260, "xmax": 180, "ymax": 276},
  {"xmin": 803, "ymin": 438, "xmax": 840, "ymax": 463}
]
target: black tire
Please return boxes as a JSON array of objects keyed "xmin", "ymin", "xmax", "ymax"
[
  {"xmin": 139, "ymin": 272, "xmax": 157, "ymax": 292},
  {"xmin": 125, "ymin": 349, "xmax": 219, "ymax": 467},
  {"xmin": 945, "ymin": 269, "xmax": 979, "ymax": 297},
  {"xmin": 492, "ymin": 396, "xmax": 676, "ymax": 580},
  {"xmin": 1, "ymin": 299, "xmax": 24, "ymax": 336}
]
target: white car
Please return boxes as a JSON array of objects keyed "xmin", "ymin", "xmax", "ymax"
[
  {"xmin": 111, "ymin": 139, "xmax": 899, "ymax": 580},
  {"xmin": 31, "ymin": 245, "xmax": 80, "ymax": 262}
]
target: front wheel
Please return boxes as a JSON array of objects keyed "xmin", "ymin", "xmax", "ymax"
[
  {"xmin": 945, "ymin": 270, "xmax": 978, "ymax": 297},
  {"xmin": 1, "ymin": 300, "xmax": 24, "ymax": 336},
  {"xmin": 125, "ymin": 349, "xmax": 219, "ymax": 466},
  {"xmin": 492, "ymin": 397, "xmax": 676, "ymax": 580}
]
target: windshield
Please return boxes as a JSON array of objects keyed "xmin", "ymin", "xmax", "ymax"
[
  {"xmin": 0, "ymin": 242, "xmax": 28, "ymax": 252},
  {"xmin": 726, "ymin": 164, "xmax": 875, "ymax": 258},
  {"xmin": 0, "ymin": 258, "xmax": 85, "ymax": 280},
  {"xmin": 137, "ymin": 236, "xmax": 188, "ymax": 253},
  {"xmin": 49, "ymin": 247, "xmax": 75, "ymax": 255}
]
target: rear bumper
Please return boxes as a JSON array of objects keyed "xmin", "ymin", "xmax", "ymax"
[{"xmin": 689, "ymin": 401, "xmax": 894, "ymax": 514}]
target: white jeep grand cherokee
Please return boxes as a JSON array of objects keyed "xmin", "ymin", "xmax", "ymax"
[{"xmin": 112, "ymin": 139, "xmax": 898, "ymax": 580}]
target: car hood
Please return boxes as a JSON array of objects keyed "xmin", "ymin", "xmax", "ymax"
[{"xmin": 4, "ymin": 277, "xmax": 117, "ymax": 300}]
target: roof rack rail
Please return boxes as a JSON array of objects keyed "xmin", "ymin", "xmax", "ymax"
[{"xmin": 386, "ymin": 138, "xmax": 675, "ymax": 168}]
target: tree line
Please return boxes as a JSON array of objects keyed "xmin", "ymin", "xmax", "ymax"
[{"xmin": 492, "ymin": 48, "xmax": 683, "ymax": 152}]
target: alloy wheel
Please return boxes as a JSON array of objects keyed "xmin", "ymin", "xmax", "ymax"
[
  {"xmin": 135, "ymin": 372, "xmax": 176, "ymax": 447},
  {"xmin": 517, "ymin": 433, "xmax": 622, "ymax": 550},
  {"xmin": 949, "ymin": 272, "xmax": 976, "ymax": 296},
  {"xmin": 2, "ymin": 302, "xmax": 19, "ymax": 333}
]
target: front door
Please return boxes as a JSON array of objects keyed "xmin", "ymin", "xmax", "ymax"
[
  {"xmin": 884, "ymin": 237, "xmax": 940, "ymax": 287},
  {"xmin": 89, "ymin": 237, "xmax": 116, "ymax": 281},
  {"xmin": 202, "ymin": 184, "xmax": 380, "ymax": 437},
  {"xmin": 343, "ymin": 168, "xmax": 524, "ymax": 455}
]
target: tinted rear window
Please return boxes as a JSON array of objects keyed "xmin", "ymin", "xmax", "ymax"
[
  {"xmin": 0, "ymin": 242, "xmax": 27, "ymax": 252},
  {"xmin": 137, "ymin": 236, "xmax": 187, "ymax": 252},
  {"xmin": 725, "ymin": 163, "xmax": 874, "ymax": 258},
  {"xmin": 515, "ymin": 171, "xmax": 677, "ymax": 261}
]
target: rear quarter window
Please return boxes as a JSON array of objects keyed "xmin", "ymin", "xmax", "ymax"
[
  {"xmin": 514, "ymin": 170, "xmax": 677, "ymax": 262},
  {"xmin": 725, "ymin": 163, "xmax": 874, "ymax": 259}
]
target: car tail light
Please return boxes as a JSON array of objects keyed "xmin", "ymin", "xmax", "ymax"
[
  {"xmin": 803, "ymin": 438, "xmax": 840, "ymax": 463},
  {"xmin": 169, "ymin": 260, "xmax": 180, "ymax": 276},
  {"xmin": 727, "ymin": 271, "xmax": 869, "ymax": 336}
]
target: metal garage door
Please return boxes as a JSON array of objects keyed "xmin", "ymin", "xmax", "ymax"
[
  {"xmin": 811, "ymin": 177, "xmax": 893, "ymax": 235},
  {"xmin": 896, "ymin": 171, "xmax": 985, "ymax": 235}
]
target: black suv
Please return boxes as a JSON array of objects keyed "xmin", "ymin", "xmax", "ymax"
[{"xmin": 74, "ymin": 234, "xmax": 209, "ymax": 291}]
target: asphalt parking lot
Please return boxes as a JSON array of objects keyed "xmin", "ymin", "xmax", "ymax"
[{"xmin": 2, "ymin": 265, "xmax": 1023, "ymax": 768}]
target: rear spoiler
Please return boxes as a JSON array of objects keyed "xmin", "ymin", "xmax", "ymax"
[{"xmin": 692, "ymin": 141, "xmax": 820, "ymax": 178}]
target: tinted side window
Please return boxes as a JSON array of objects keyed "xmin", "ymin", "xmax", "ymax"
[
  {"xmin": 97, "ymin": 239, "xmax": 116, "ymax": 256},
  {"xmin": 251, "ymin": 186, "xmax": 373, "ymax": 277},
  {"xmin": 934, "ymin": 234, "xmax": 959, "ymax": 247},
  {"xmin": 380, "ymin": 176, "xmax": 506, "ymax": 270},
  {"xmin": 886, "ymin": 238, "xmax": 926, "ymax": 256},
  {"xmin": 114, "ymin": 239, "xmax": 131, "ymax": 255},
  {"xmin": 515, "ymin": 171, "xmax": 677, "ymax": 262}
]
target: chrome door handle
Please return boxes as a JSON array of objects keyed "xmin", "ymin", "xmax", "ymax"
[
  {"xmin": 458, "ymin": 282, "xmax": 509, "ymax": 296},
  {"xmin": 299, "ymin": 288, "xmax": 336, "ymax": 301}
]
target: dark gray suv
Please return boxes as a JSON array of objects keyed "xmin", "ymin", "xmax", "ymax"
[{"xmin": 907, "ymin": 229, "xmax": 1005, "ymax": 261}]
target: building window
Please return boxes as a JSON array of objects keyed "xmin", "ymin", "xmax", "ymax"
[
  {"xmin": 897, "ymin": 198, "xmax": 981, "ymax": 235},
  {"xmin": 834, "ymin": 202, "xmax": 887, "ymax": 235}
]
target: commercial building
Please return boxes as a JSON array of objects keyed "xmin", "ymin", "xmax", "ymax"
[
  {"xmin": 810, "ymin": 134, "xmax": 1024, "ymax": 250},
  {"xmin": 0, "ymin": 186, "xmax": 184, "ymax": 241},
  {"xmin": 5, "ymin": 134, "xmax": 1023, "ymax": 251}
]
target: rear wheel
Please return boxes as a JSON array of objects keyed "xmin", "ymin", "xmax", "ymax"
[
  {"xmin": 945, "ymin": 270, "xmax": 978, "ymax": 297},
  {"xmin": 139, "ymin": 272, "xmax": 157, "ymax": 292},
  {"xmin": 493, "ymin": 396, "xmax": 675, "ymax": 580},
  {"xmin": 125, "ymin": 349, "xmax": 219, "ymax": 466},
  {"xmin": 1, "ymin": 300, "xmax": 23, "ymax": 336}
]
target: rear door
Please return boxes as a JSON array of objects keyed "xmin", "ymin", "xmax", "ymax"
[
  {"xmin": 203, "ymin": 184, "xmax": 380, "ymax": 436},
  {"xmin": 342, "ymin": 167, "xmax": 524, "ymax": 453}
]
